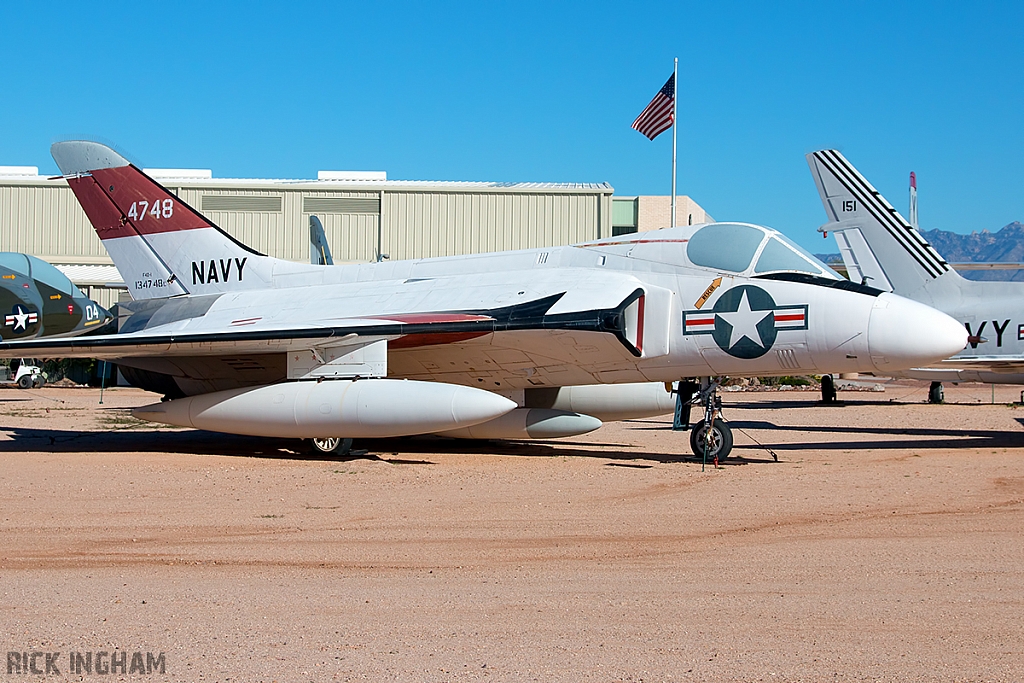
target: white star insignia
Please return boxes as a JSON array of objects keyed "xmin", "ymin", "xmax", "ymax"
[
  {"xmin": 11, "ymin": 307, "xmax": 30, "ymax": 332},
  {"xmin": 716, "ymin": 290, "xmax": 771, "ymax": 349}
]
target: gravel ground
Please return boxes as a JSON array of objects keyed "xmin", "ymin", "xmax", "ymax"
[{"xmin": 0, "ymin": 380, "xmax": 1022, "ymax": 682}]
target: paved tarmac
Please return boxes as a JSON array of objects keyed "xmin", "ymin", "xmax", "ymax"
[{"xmin": 0, "ymin": 381, "xmax": 1022, "ymax": 681}]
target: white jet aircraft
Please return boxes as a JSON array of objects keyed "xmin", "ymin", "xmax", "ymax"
[
  {"xmin": 0, "ymin": 142, "xmax": 967, "ymax": 460},
  {"xmin": 808, "ymin": 149, "xmax": 1024, "ymax": 403}
]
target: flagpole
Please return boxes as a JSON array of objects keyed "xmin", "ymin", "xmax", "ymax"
[{"xmin": 671, "ymin": 57, "xmax": 678, "ymax": 227}]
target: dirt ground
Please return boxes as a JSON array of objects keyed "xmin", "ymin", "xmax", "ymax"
[{"xmin": 0, "ymin": 379, "xmax": 1022, "ymax": 682}]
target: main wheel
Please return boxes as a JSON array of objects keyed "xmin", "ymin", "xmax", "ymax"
[
  {"xmin": 16, "ymin": 374, "xmax": 32, "ymax": 389},
  {"xmin": 310, "ymin": 437, "xmax": 353, "ymax": 455},
  {"xmin": 689, "ymin": 418, "xmax": 733, "ymax": 461},
  {"xmin": 32, "ymin": 375, "xmax": 45, "ymax": 389},
  {"xmin": 928, "ymin": 381, "xmax": 944, "ymax": 404},
  {"xmin": 820, "ymin": 374, "xmax": 837, "ymax": 403}
]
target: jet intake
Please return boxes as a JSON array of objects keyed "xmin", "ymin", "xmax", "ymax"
[
  {"xmin": 132, "ymin": 379, "xmax": 516, "ymax": 438},
  {"xmin": 436, "ymin": 408, "xmax": 602, "ymax": 439}
]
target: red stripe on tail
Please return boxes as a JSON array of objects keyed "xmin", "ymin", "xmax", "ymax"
[{"xmin": 68, "ymin": 165, "xmax": 216, "ymax": 241}]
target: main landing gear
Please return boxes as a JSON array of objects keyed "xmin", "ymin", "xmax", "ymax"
[
  {"xmin": 309, "ymin": 437, "xmax": 354, "ymax": 455},
  {"xmin": 676, "ymin": 379, "xmax": 733, "ymax": 463},
  {"xmin": 928, "ymin": 381, "xmax": 944, "ymax": 404}
]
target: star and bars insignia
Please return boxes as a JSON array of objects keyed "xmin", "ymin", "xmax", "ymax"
[
  {"xmin": 5, "ymin": 305, "xmax": 39, "ymax": 333},
  {"xmin": 683, "ymin": 284, "xmax": 807, "ymax": 359}
]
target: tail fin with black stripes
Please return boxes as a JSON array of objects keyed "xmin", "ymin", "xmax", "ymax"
[{"xmin": 807, "ymin": 149, "xmax": 959, "ymax": 301}]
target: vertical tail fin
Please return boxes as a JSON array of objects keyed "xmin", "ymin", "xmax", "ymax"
[
  {"xmin": 52, "ymin": 141, "xmax": 313, "ymax": 300},
  {"xmin": 309, "ymin": 215, "xmax": 334, "ymax": 266},
  {"xmin": 807, "ymin": 150, "xmax": 954, "ymax": 299}
]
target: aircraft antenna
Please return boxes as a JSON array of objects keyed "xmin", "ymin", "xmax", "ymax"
[{"xmin": 909, "ymin": 171, "xmax": 918, "ymax": 229}]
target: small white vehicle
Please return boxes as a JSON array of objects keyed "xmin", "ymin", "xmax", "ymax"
[{"xmin": 0, "ymin": 359, "xmax": 46, "ymax": 389}]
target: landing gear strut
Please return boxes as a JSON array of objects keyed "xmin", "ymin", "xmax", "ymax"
[
  {"xmin": 688, "ymin": 380, "xmax": 733, "ymax": 464},
  {"xmin": 928, "ymin": 381, "xmax": 944, "ymax": 404},
  {"xmin": 672, "ymin": 380, "xmax": 700, "ymax": 431}
]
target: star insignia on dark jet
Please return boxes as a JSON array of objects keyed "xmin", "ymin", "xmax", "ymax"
[{"xmin": 4, "ymin": 304, "xmax": 39, "ymax": 333}]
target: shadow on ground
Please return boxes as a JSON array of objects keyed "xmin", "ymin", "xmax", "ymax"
[
  {"xmin": 0, "ymin": 424, "xmax": 774, "ymax": 466},
  {"xmin": 719, "ymin": 418, "xmax": 1024, "ymax": 451}
]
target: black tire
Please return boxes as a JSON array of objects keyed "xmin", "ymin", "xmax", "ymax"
[
  {"xmin": 32, "ymin": 375, "xmax": 45, "ymax": 389},
  {"xmin": 310, "ymin": 437, "xmax": 353, "ymax": 455},
  {"xmin": 16, "ymin": 374, "xmax": 32, "ymax": 389},
  {"xmin": 928, "ymin": 381, "xmax": 944, "ymax": 404},
  {"xmin": 820, "ymin": 374, "xmax": 837, "ymax": 403},
  {"xmin": 689, "ymin": 418, "xmax": 733, "ymax": 461}
]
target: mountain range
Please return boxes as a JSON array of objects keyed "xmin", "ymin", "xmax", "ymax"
[{"xmin": 815, "ymin": 222, "xmax": 1024, "ymax": 282}]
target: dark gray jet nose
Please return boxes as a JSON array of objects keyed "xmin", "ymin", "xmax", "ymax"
[{"xmin": 71, "ymin": 295, "xmax": 115, "ymax": 335}]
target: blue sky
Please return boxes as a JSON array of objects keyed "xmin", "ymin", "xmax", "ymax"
[{"xmin": 2, "ymin": 1, "xmax": 1022, "ymax": 251}]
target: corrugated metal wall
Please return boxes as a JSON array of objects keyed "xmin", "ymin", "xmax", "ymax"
[
  {"xmin": 382, "ymin": 191, "xmax": 610, "ymax": 260},
  {"xmin": 79, "ymin": 286, "xmax": 124, "ymax": 311},
  {"xmin": 181, "ymin": 188, "xmax": 609, "ymax": 264},
  {"xmin": 300, "ymin": 190, "xmax": 380, "ymax": 263},
  {"xmin": 0, "ymin": 181, "xmax": 108, "ymax": 261}
]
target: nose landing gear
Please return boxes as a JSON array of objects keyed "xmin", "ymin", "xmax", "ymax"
[
  {"xmin": 676, "ymin": 379, "xmax": 733, "ymax": 465},
  {"xmin": 690, "ymin": 415, "xmax": 733, "ymax": 464}
]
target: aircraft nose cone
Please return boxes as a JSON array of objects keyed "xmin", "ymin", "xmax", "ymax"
[
  {"xmin": 867, "ymin": 293, "xmax": 967, "ymax": 372},
  {"xmin": 449, "ymin": 386, "xmax": 517, "ymax": 426},
  {"xmin": 77, "ymin": 298, "xmax": 115, "ymax": 331},
  {"xmin": 525, "ymin": 410, "xmax": 603, "ymax": 439}
]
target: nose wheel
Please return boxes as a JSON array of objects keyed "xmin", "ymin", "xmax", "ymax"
[
  {"xmin": 685, "ymin": 380, "xmax": 733, "ymax": 464},
  {"xmin": 690, "ymin": 417, "xmax": 733, "ymax": 462}
]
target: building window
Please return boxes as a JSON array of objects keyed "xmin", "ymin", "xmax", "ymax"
[{"xmin": 612, "ymin": 197, "xmax": 638, "ymax": 236}]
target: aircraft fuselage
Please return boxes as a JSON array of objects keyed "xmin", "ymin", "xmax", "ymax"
[{"xmin": 94, "ymin": 224, "xmax": 966, "ymax": 396}]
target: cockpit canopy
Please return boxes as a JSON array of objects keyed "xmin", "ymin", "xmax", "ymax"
[
  {"xmin": 685, "ymin": 223, "xmax": 838, "ymax": 277},
  {"xmin": 588, "ymin": 222, "xmax": 840, "ymax": 278},
  {"xmin": 0, "ymin": 253, "xmax": 85, "ymax": 297}
]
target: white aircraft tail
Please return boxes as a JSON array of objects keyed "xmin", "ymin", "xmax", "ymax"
[
  {"xmin": 52, "ymin": 141, "xmax": 322, "ymax": 300},
  {"xmin": 806, "ymin": 149, "xmax": 959, "ymax": 301}
]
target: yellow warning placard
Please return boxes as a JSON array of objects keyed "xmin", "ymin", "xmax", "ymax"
[{"xmin": 693, "ymin": 277, "xmax": 722, "ymax": 309}]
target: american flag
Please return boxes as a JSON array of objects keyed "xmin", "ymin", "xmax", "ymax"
[{"xmin": 631, "ymin": 75, "xmax": 675, "ymax": 140}]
